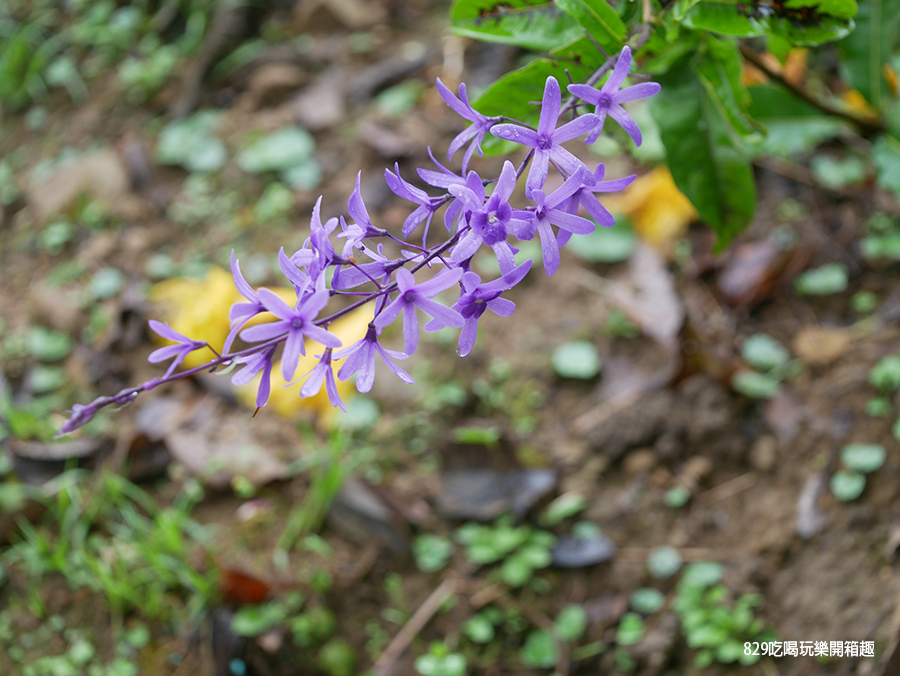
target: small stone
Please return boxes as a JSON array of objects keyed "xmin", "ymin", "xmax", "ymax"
[
  {"xmin": 552, "ymin": 533, "xmax": 616, "ymax": 568},
  {"xmin": 623, "ymin": 449, "xmax": 656, "ymax": 475},
  {"xmin": 749, "ymin": 435, "xmax": 778, "ymax": 473},
  {"xmin": 257, "ymin": 629, "xmax": 284, "ymax": 653}
]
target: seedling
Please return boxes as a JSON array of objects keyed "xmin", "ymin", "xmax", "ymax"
[
  {"xmin": 415, "ymin": 641, "xmax": 467, "ymax": 676},
  {"xmin": 869, "ymin": 355, "xmax": 900, "ymax": 392},
  {"xmin": 852, "ymin": 290, "xmax": 878, "ymax": 313},
  {"xmin": 413, "ymin": 534, "xmax": 456, "ymax": 573},
  {"xmin": 732, "ymin": 333, "xmax": 800, "ymax": 399},
  {"xmin": 630, "ymin": 588, "xmax": 666, "ymax": 614},
  {"xmin": 866, "ymin": 396, "xmax": 891, "ymax": 418},
  {"xmin": 455, "ymin": 519, "xmax": 555, "ymax": 587},
  {"xmin": 829, "ymin": 443, "xmax": 885, "ymax": 502},
  {"xmin": 539, "ymin": 492, "xmax": 588, "ymax": 527},
  {"xmin": 672, "ymin": 561, "xmax": 774, "ymax": 667},
  {"xmin": 520, "ymin": 604, "xmax": 589, "ymax": 668},
  {"xmin": 664, "ymin": 486, "xmax": 691, "ymax": 509}
]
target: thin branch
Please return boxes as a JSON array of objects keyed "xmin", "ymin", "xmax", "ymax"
[
  {"xmin": 739, "ymin": 44, "xmax": 887, "ymax": 136},
  {"xmin": 373, "ymin": 578, "xmax": 458, "ymax": 676}
]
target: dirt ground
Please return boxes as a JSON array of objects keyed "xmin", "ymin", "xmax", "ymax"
[{"xmin": 3, "ymin": 1, "xmax": 900, "ymax": 675}]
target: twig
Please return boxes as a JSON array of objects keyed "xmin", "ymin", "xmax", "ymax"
[
  {"xmin": 739, "ymin": 44, "xmax": 887, "ymax": 136},
  {"xmin": 373, "ymin": 578, "xmax": 458, "ymax": 676}
]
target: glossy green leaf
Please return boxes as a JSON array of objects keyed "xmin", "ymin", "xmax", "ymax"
[
  {"xmin": 651, "ymin": 54, "xmax": 756, "ymax": 248},
  {"xmin": 837, "ymin": 0, "xmax": 900, "ymax": 109},
  {"xmin": 693, "ymin": 36, "xmax": 757, "ymax": 135},
  {"xmin": 873, "ymin": 135, "xmax": 900, "ymax": 197},
  {"xmin": 675, "ymin": 0, "xmax": 856, "ymax": 45},
  {"xmin": 555, "ymin": 0, "xmax": 627, "ymax": 53},
  {"xmin": 450, "ymin": 0, "xmax": 584, "ymax": 51}
]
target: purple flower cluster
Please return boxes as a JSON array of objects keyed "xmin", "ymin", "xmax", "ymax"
[{"xmin": 59, "ymin": 46, "xmax": 660, "ymax": 435}]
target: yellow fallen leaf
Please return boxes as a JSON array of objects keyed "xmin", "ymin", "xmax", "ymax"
[
  {"xmin": 603, "ymin": 166, "xmax": 697, "ymax": 248},
  {"xmin": 841, "ymin": 89, "xmax": 879, "ymax": 120},
  {"xmin": 885, "ymin": 64, "xmax": 899, "ymax": 97},
  {"xmin": 233, "ymin": 305, "xmax": 373, "ymax": 428}
]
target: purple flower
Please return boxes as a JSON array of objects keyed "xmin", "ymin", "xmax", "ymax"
[
  {"xmin": 449, "ymin": 161, "xmax": 529, "ymax": 273},
  {"xmin": 148, "ymin": 321, "xmax": 206, "ymax": 378},
  {"xmin": 558, "ymin": 163, "xmax": 636, "ymax": 247},
  {"xmin": 567, "ymin": 46, "xmax": 661, "ymax": 146},
  {"xmin": 426, "ymin": 259, "xmax": 532, "ymax": 356},
  {"xmin": 335, "ymin": 324, "xmax": 413, "ymax": 393},
  {"xmin": 385, "ymin": 163, "xmax": 445, "ymax": 239},
  {"xmin": 231, "ymin": 346, "xmax": 276, "ymax": 408},
  {"xmin": 436, "ymin": 78, "xmax": 497, "ymax": 172},
  {"xmin": 518, "ymin": 172, "xmax": 595, "ymax": 275},
  {"xmin": 419, "ymin": 148, "xmax": 468, "ymax": 233},
  {"xmin": 224, "ymin": 252, "xmax": 265, "ymax": 354},
  {"xmin": 490, "ymin": 77, "xmax": 598, "ymax": 195},
  {"xmin": 300, "ymin": 348, "xmax": 345, "ymax": 411},
  {"xmin": 240, "ymin": 286, "xmax": 341, "ymax": 381},
  {"xmin": 373, "ymin": 268, "xmax": 464, "ymax": 355}
]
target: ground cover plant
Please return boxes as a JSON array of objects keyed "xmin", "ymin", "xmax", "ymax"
[{"xmin": 4, "ymin": 0, "xmax": 900, "ymax": 674}]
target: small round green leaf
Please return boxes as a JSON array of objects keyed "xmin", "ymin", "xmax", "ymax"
[
  {"xmin": 870, "ymin": 355, "xmax": 900, "ymax": 391},
  {"xmin": 27, "ymin": 326, "xmax": 73, "ymax": 362},
  {"xmin": 793, "ymin": 263, "xmax": 848, "ymax": 296},
  {"xmin": 630, "ymin": 588, "xmax": 665, "ymax": 614},
  {"xmin": 741, "ymin": 334, "xmax": 789, "ymax": 371},
  {"xmin": 554, "ymin": 604, "xmax": 587, "ymax": 641},
  {"xmin": 647, "ymin": 546, "xmax": 682, "ymax": 579},
  {"xmin": 681, "ymin": 561, "xmax": 724, "ymax": 588},
  {"xmin": 463, "ymin": 615, "xmax": 495, "ymax": 644},
  {"xmin": 520, "ymin": 630, "xmax": 557, "ymax": 668},
  {"xmin": 731, "ymin": 370, "xmax": 780, "ymax": 399},
  {"xmin": 830, "ymin": 470, "xmax": 866, "ymax": 502},
  {"xmin": 840, "ymin": 444, "xmax": 885, "ymax": 474},
  {"xmin": 237, "ymin": 127, "xmax": 315, "ymax": 173},
  {"xmin": 616, "ymin": 612, "xmax": 645, "ymax": 646},
  {"xmin": 90, "ymin": 267, "xmax": 125, "ymax": 300},
  {"xmin": 664, "ymin": 486, "xmax": 691, "ymax": 509},
  {"xmin": 552, "ymin": 341, "xmax": 601, "ymax": 380}
]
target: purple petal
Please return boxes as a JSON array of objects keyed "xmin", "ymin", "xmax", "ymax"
[
  {"xmin": 304, "ymin": 324, "xmax": 343, "ymax": 349},
  {"xmin": 376, "ymin": 343, "xmax": 414, "ymax": 385},
  {"xmin": 417, "ymin": 297, "xmax": 464, "ymax": 328},
  {"xmin": 536, "ymin": 219, "xmax": 560, "ymax": 275},
  {"xmin": 526, "ymin": 151, "xmax": 550, "ymax": 195},
  {"xmin": 549, "ymin": 208, "xmax": 594, "ymax": 234},
  {"xmin": 257, "ymin": 287, "xmax": 296, "ymax": 321},
  {"xmin": 373, "ymin": 295, "xmax": 404, "ymax": 330},
  {"xmin": 240, "ymin": 321, "xmax": 288, "ymax": 343},
  {"xmin": 487, "ymin": 297, "xmax": 515, "ymax": 317},
  {"xmin": 413, "ymin": 268, "xmax": 463, "ymax": 298},
  {"xmin": 448, "ymin": 125, "xmax": 479, "ymax": 161},
  {"xmin": 300, "ymin": 362, "xmax": 327, "ymax": 398},
  {"xmin": 567, "ymin": 83, "xmax": 601, "ymax": 106},
  {"xmin": 230, "ymin": 252, "xmax": 257, "ymax": 300},
  {"xmin": 490, "ymin": 123, "xmax": 539, "ymax": 147},
  {"xmin": 615, "ymin": 81, "xmax": 661, "ymax": 103},
  {"xmin": 325, "ymin": 369, "xmax": 345, "ymax": 411},
  {"xmin": 402, "ymin": 303, "xmax": 419, "ymax": 355},
  {"xmin": 604, "ymin": 46, "xmax": 632, "ymax": 93},
  {"xmin": 149, "ymin": 320, "xmax": 191, "ymax": 344},
  {"xmin": 493, "ymin": 160, "xmax": 518, "ymax": 202},
  {"xmin": 537, "ymin": 76, "xmax": 561, "ymax": 137},
  {"xmin": 552, "ymin": 113, "xmax": 600, "ymax": 143},
  {"xmin": 282, "ymin": 330, "xmax": 304, "ymax": 381},
  {"xmin": 147, "ymin": 344, "xmax": 187, "ymax": 363},
  {"xmin": 608, "ymin": 105, "xmax": 643, "ymax": 146},
  {"xmin": 451, "ymin": 230, "xmax": 482, "ymax": 264},
  {"xmin": 348, "ymin": 172, "xmax": 370, "ymax": 226},
  {"xmin": 580, "ymin": 194, "xmax": 615, "ymax": 227},
  {"xmin": 458, "ymin": 318, "xmax": 478, "ymax": 357}
]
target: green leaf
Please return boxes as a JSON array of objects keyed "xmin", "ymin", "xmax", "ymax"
[
  {"xmin": 747, "ymin": 85, "xmax": 850, "ymax": 157},
  {"xmin": 540, "ymin": 493, "xmax": 588, "ymax": 526},
  {"xmin": 837, "ymin": 0, "xmax": 900, "ymax": 109},
  {"xmin": 27, "ymin": 326, "xmax": 73, "ymax": 362},
  {"xmin": 741, "ymin": 334, "xmax": 790, "ymax": 372},
  {"xmin": 450, "ymin": 0, "xmax": 585, "ymax": 51},
  {"xmin": 870, "ymin": 355, "xmax": 900, "ymax": 391},
  {"xmin": 693, "ymin": 36, "xmax": 757, "ymax": 136},
  {"xmin": 873, "ymin": 135, "xmax": 900, "ymax": 197},
  {"xmin": 464, "ymin": 614, "xmax": 495, "ymax": 643},
  {"xmin": 646, "ymin": 545, "xmax": 683, "ymax": 579},
  {"xmin": 841, "ymin": 443, "xmax": 886, "ymax": 473},
  {"xmin": 651, "ymin": 54, "xmax": 756, "ymax": 249},
  {"xmin": 830, "ymin": 470, "xmax": 866, "ymax": 501},
  {"xmin": 565, "ymin": 219, "xmax": 636, "ymax": 263},
  {"xmin": 555, "ymin": 0, "xmax": 627, "ymax": 53},
  {"xmin": 680, "ymin": 561, "xmax": 724, "ymax": 588},
  {"xmin": 236, "ymin": 127, "xmax": 315, "ymax": 174},
  {"xmin": 231, "ymin": 602, "xmax": 286, "ymax": 637},
  {"xmin": 675, "ymin": 0, "xmax": 856, "ymax": 46},
  {"xmin": 554, "ymin": 604, "xmax": 588, "ymax": 640},
  {"xmin": 155, "ymin": 111, "xmax": 226, "ymax": 173},
  {"xmin": 731, "ymin": 370, "xmax": 781, "ymax": 399},
  {"xmin": 521, "ymin": 630, "xmax": 558, "ymax": 668},
  {"xmin": 630, "ymin": 588, "xmax": 666, "ymax": 614},
  {"xmin": 551, "ymin": 341, "xmax": 601, "ymax": 379},
  {"xmin": 793, "ymin": 263, "xmax": 848, "ymax": 295},
  {"xmin": 616, "ymin": 612, "xmax": 645, "ymax": 646}
]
